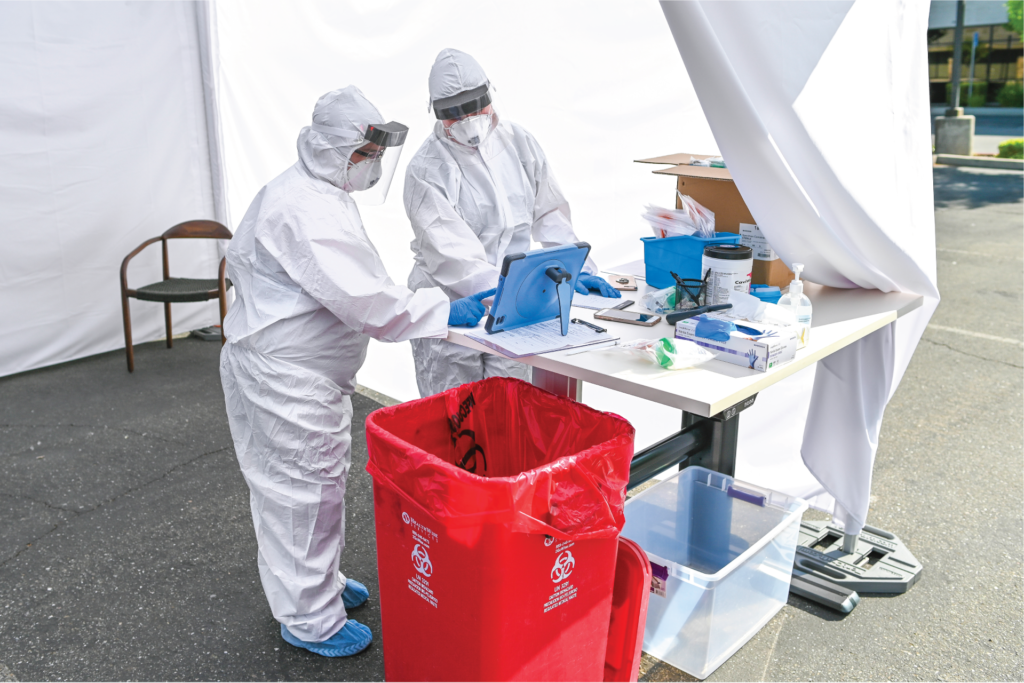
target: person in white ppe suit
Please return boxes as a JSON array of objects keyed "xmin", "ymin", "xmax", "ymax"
[
  {"xmin": 220, "ymin": 86, "xmax": 493, "ymax": 658},
  {"xmin": 405, "ymin": 49, "xmax": 620, "ymax": 397}
]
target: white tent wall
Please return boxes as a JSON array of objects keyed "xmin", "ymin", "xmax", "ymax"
[
  {"xmin": 0, "ymin": 1, "xmax": 223, "ymax": 378},
  {"xmin": 661, "ymin": 0, "xmax": 940, "ymax": 533},
  {"xmin": 212, "ymin": 0, "xmax": 725, "ymax": 451}
]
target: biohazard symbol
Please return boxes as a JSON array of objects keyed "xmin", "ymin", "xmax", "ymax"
[
  {"xmin": 551, "ymin": 550, "xmax": 575, "ymax": 583},
  {"xmin": 454, "ymin": 433, "xmax": 487, "ymax": 474},
  {"xmin": 412, "ymin": 543, "xmax": 433, "ymax": 577},
  {"xmin": 448, "ymin": 393, "xmax": 487, "ymax": 474}
]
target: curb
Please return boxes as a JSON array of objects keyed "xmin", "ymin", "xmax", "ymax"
[
  {"xmin": 930, "ymin": 106, "xmax": 1024, "ymax": 118},
  {"xmin": 355, "ymin": 384, "xmax": 402, "ymax": 406},
  {"xmin": 934, "ymin": 154, "xmax": 1024, "ymax": 171}
]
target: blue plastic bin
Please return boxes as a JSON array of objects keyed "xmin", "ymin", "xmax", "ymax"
[
  {"xmin": 749, "ymin": 285, "xmax": 782, "ymax": 304},
  {"xmin": 641, "ymin": 233, "xmax": 742, "ymax": 289}
]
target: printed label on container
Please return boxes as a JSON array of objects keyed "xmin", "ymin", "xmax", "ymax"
[
  {"xmin": 404, "ymin": 511, "xmax": 439, "ymax": 608},
  {"xmin": 543, "ymin": 539, "xmax": 579, "ymax": 613},
  {"xmin": 739, "ymin": 223, "xmax": 778, "ymax": 261},
  {"xmin": 650, "ymin": 562, "xmax": 668, "ymax": 598}
]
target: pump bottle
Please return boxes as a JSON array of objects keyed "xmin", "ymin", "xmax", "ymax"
[{"xmin": 779, "ymin": 263, "xmax": 812, "ymax": 346}]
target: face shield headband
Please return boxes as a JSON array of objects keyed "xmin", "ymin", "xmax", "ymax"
[{"xmin": 431, "ymin": 83, "xmax": 492, "ymax": 120}]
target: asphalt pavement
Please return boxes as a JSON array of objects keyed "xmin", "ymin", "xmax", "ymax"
[
  {"xmin": 642, "ymin": 166, "xmax": 1024, "ymax": 682},
  {"xmin": 0, "ymin": 340, "xmax": 385, "ymax": 681},
  {"xmin": 0, "ymin": 166, "xmax": 1020, "ymax": 681}
]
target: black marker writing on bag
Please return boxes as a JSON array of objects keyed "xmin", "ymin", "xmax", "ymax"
[{"xmin": 448, "ymin": 393, "xmax": 486, "ymax": 474}]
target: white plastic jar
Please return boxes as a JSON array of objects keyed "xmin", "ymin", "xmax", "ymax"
[{"xmin": 702, "ymin": 244, "xmax": 753, "ymax": 305}]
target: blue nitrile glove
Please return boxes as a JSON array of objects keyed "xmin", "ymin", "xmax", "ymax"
[
  {"xmin": 448, "ymin": 288, "xmax": 496, "ymax": 327},
  {"xmin": 694, "ymin": 315, "xmax": 736, "ymax": 342},
  {"xmin": 574, "ymin": 273, "xmax": 622, "ymax": 298}
]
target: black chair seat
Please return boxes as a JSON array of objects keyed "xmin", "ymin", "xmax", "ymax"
[{"xmin": 134, "ymin": 277, "xmax": 232, "ymax": 303}]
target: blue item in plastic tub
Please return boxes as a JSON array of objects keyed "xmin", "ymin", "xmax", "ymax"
[
  {"xmin": 642, "ymin": 233, "xmax": 742, "ymax": 289},
  {"xmin": 749, "ymin": 285, "xmax": 782, "ymax": 304}
]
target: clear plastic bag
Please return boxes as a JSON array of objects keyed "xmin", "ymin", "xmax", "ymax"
[
  {"xmin": 643, "ymin": 210, "xmax": 696, "ymax": 239},
  {"xmin": 641, "ymin": 194, "xmax": 715, "ymax": 239},
  {"xmin": 641, "ymin": 280, "xmax": 706, "ymax": 314},
  {"xmin": 616, "ymin": 338, "xmax": 715, "ymax": 370},
  {"xmin": 690, "ymin": 155, "xmax": 726, "ymax": 168},
  {"xmin": 675, "ymin": 193, "xmax": 715, "ymax": 238},
  {"xmin": 641, "ymin": 286, "xmax": 686, "ymax": 314}
]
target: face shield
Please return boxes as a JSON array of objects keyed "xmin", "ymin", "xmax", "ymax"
[
  {"xmin": 432, "ymin": 84, "xmax": 499, "ymax": 148},
  {"xmin": 310, "ymin": 120, "xmax": 409, "ymax": 205}
]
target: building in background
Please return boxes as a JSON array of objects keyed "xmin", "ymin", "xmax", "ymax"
[{"xmin": 928, "ymin": 0, "xmax": 1023, "ymax": 106}]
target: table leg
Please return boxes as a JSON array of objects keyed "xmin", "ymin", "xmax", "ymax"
[
  {"xmin": 627, "ymin": 395, "xmax": 756, "ymax": 488},
  {"xmin": 531, "ymin": 367, "xmax": 581, "ymax": 401},
  {"xmin": 681, "ymin": 394, "xmax": 757, "ymax": 477}
]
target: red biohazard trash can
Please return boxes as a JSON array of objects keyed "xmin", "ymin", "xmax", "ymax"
[{"xmin": 366, "ymin": 377, "xmax": 635, "ymax": 682}]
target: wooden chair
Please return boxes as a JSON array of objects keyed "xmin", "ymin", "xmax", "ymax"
[{"xmin": 120, "ymin": 220, "xmax": 233, "ymax": 372}]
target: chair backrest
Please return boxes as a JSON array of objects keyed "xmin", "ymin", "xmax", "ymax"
[
  {"xmin": 162, "ymin": 219, "xmax": 232, "ymax": 240},
  {"xmin": 160, "ymin": 220, "xmax": 232, "ymax": 279}
]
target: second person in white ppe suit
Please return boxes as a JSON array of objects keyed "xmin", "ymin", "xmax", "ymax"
[
  {"xmin": 405, "ymin": 48, "xmax": 620, "ymax": 397},
  {"xmin": 220, "ymin": 86, "xmax": 493, "ymax": 658}
]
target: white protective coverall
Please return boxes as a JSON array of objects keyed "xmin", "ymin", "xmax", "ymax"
[
  {"xmin": 220, "ymin": 86, "xmax": 449, "ymax": 642},
  {"xmin": 405, "ymin": 49, "xmax": 597, "ymax": 397}
]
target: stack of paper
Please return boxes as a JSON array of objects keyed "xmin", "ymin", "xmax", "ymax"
[
  {"xmin": 570, "ymin": 293, "xmax": 634, "ymax": 311},
  {"xmin": 467, "ymin": 319, "xmax": 617, "ymax": 358}
]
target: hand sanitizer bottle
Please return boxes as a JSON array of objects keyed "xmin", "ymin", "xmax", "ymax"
[{"xmin": 779, "ymin": 263, "xmax": 812, "ymax": 346}]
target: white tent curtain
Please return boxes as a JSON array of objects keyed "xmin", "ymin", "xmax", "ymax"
[
  {"xmin": 210, "ymin": 0, "xmax": 722, "ymax": 450},
  {"xmin": 0, "ymin": 1, "xmax": 939, "ymax": 533},
  {"xmin": 0, "ymin": 1, "xmax": 223, "ymax": 378},
  {"xmin": 660, "ymin": 0, "xmax": 940, "ymax": 534}
]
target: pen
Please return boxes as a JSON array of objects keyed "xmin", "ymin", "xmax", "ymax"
[
  {"xmin": 566, "ymin": 340, "xmax": 619, "ymax": 355},
  {"xmin": 571, "ymin": 318, "xmax": 607, "ymax": 333}
]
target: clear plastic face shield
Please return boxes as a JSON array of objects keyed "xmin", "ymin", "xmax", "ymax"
[
  {"xmin": 432, "ymin": 84, "xmax": 499, "ymax": 148},
  {"xmin": 310, "ymin": 121, "xmax": 409, "ymax": 205}
]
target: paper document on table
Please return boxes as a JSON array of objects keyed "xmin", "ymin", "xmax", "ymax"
[
  {"xmin": 605, "ymin": 260, "xmax": 646, "ymax": 279},
  {"xmin": 467, "ymin": 319, "xmax": 617, "ymax": 358},
  {"xmin": 571, "ymin": 293, "xmax": 634, "ymax": 310}
]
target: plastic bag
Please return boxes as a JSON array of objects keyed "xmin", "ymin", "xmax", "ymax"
[
  {"xmin": 640, "ymin": 282, "xmax": 706, "ymax": 314},
  {"xmin": 641, "ymin": 194, "xmax": 715, "ymax": 239},
  {"xmin": 617, "ymin": 338, "xmax": 715, "ymax": 370},
  {"xmin": 675, "ymin": 193, "xmax": 715, "ymax": 238},
  {"xmin": 642, "ymin": 210, "xmax": 696, "ymax": 239},
  {"xmin": 640, "ymin": 286, "xmax": 690, "ymax": 314},
  {"xmin": 365, "ymin": 377, "xmax": 635, "ymax": 540},
  {"xmin": 690, "ymin": 155, "xmax": 726, "ymax": 168}
]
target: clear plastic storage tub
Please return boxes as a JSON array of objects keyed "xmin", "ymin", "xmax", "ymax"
[{"xmin": 621, "ymin": 466, "xmax": 807, "ymax": 679}]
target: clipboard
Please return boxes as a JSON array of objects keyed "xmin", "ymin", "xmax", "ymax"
[{"xmin": 484, "ymin": 242, "xmax": 591, "ymax": 336}]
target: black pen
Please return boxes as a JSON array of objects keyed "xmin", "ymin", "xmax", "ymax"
[{"xmin": 571, "ymin": 318, "xmax": 607, "ymax": 333}]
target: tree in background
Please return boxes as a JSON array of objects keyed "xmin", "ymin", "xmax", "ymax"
[{"xmin": 1007, "ymin": 0, "xmax": 1023, "ymax": 37}]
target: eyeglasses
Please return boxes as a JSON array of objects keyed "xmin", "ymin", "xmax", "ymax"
[{"xmin": 351, "ymin": 145, "xmax": 385, "ymax": 162}]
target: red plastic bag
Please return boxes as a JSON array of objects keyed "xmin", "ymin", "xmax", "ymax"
[
  {"xmin": 366, "ymin": 378, "xmax": 636, "ymax": 681},
  {"xmin": 365, "ymin": 377, "xmax": 635, "ymax": 540}
]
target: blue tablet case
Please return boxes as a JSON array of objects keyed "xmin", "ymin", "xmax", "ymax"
[{"xmin": 484, "ymin": 242, "xmax": 591, "ymax": 335}]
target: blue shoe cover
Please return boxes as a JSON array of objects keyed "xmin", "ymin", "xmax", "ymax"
[
  {"xmin": 280, "ymin": 620, "xmax": 372, "ymax": 657},
  {"xmin": 342, "ymin": 578, "xmax": 369, "ymax": 609}
]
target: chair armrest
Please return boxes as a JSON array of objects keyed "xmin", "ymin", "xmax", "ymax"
[{"xmin": 120, "ymin": 237, "xmax": 162, "ymax": 293}]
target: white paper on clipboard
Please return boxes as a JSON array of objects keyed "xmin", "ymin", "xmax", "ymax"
[
  {"xmin": 604, "ymin": 260, "xmax": 646, "ymax": 279},
  {"xmin": 467, "ymin": 319, "xmax": 616, "ymax": 358}
]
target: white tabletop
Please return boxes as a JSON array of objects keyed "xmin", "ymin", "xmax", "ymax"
[{"xmin": 446, "ymin": 280, "xmax": 923, "ymax": 418}]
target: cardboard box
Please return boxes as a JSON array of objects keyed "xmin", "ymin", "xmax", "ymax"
[
  {"xmin": 674, "ymin": 315, "xmax": 799, "ymax": 372},
  {"xmin": 636, "ymin": 153, "xmax": 794, "ymax": 288}
]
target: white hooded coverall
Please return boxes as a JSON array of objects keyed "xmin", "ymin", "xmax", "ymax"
[
  {"xmin": 405, "ymin": 49, "xmax": 596, "ymax": 397},
  {"xmin": 220, "ymin": 87, "xmax": 449, "ymax": 642}
]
